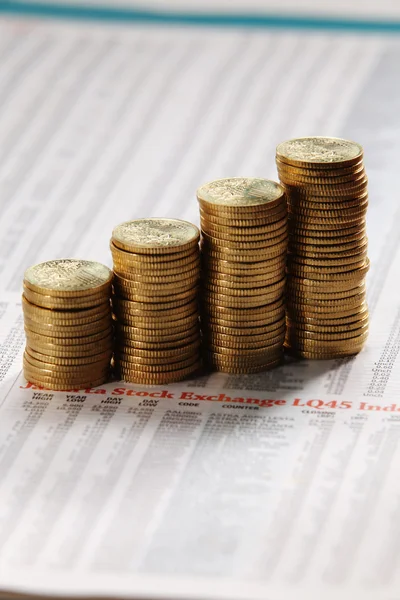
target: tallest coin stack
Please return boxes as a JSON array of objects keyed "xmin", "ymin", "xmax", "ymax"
[{"xmin": 276, "ymin": 137, "xmax": 369, "ymax": 359}]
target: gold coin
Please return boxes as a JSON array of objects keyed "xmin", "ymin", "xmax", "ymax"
[
  {"xmin": 203, "ymin": 266, "xmax": 286, "ymax": 280},
  {"xmin": 110, "ymin": 243, "xmax": 199, "ymax": 265},
  {"xmin": 112, "ymin": 218, "xmax": 199, "ymax": 255},
  {"xmin": 278, "ymin": 166, "xmax": 366, "ymax": 185},
  {"xmin": 286, "ymin": 322, "xmax": 369, "ymax": 341},
  {"xmin": 24, "ymin": 352, "xmax": 110, "ymax": 374},
  {"xmin": 201, "ymin": 228, "xmax": 287, "ymax": 250},
  {"xmin": 204, "ymin": 321, "xmax": 285, "ymax": 342},
  {"xmin": 114, "ymin": 285, "xmax": 198, "ymax": 303},
  {"xmin": 201, "ymin": 227, "xmax": 287, "ymax": 250},
  {"xmin": 118, "ymin": 339, "xmax": 201, "ymax": 359},
  {"xmin": 25, "ymin": 322, "xmax": 112, "ymax": 343},
  {"xmin": 23, "ymin": 287, "xmax": 109, "ymax": 310},
  {"xmin": 288, "ymin": 192, "xmax": 368, "ymax": 215},
  {"xmin": 113, "ymin": 272, "xmax": 198, "ymax": 291},
  {"xmin": 288, "ymin": 207, "xmax": 367, "ymax": 225},
  {"xmin": 201, "ymin": 207, "xmax": 287, "ymax": 225},
  {"xmin": 288, "ymin": 301, "xmax": 368, "ymax": 318},
  {"xmin": 284, "ymin": 346, "xmax": 364, "ymax": 360},
  {"xmin": 26, "ymin": 337, "xmax": 113, "ymax": 358},
  {"xmin": 287, "ymin": 307, "xmax": 369, "ymax": 326},
  {"xmin": 114, "ymin": 354, "xmax": 198, "ymax": 373},
  {"xmin": 278, "ymin": 165, "xmax": 366, "ymax": 183},
  {"xmin": 112, "ymin": 294, "xmax": 197, "ymax": 313},
  {"xmin": 203, "ymin": 316, "xmax": 285, "ymax": 337},
  {"xmin": 286, "ymin": 185, "xmax": 369, "ymax": 202},
  {"xmin": 116, "ymin": 322, "xmax": 199, "ymax": 342},
  {"xmin": 115, "ymin": 348, "xmax": 199, "ymax": 366},
  {"xmin": 287, "ymin": 295, "xmax": 366, "ymax": 313},
  {"xmin": 197, "ymin": 177, "xmax": 285, "ymax": 214},
  {"xmin": 276, "ymin": 137, "xmax": 363, "ymax": 168},
  {"xmin": 113, "ymin": 261, "xmax": 200, "ymax": 282},
  {"xmin": 117, "ymin": 360, "xmax": 201, "ymax": 384},
  {"xmin": 202, "ymin": 290, "xmax": 283, "ymax": 309},
  {"xmin": 23, "ymin": 372, "xmax": 108, "ymax": 390},
  {"xmin": 205, "ymin": 356, "xmax": 283, "ymax": 374},
  {"xmin": 289, "ymin": 306, "xmax": 369, "ymax": 324},
  {"xmin": 202, "ymin": 255, "xmax": 286, "ymax": 274},
  {"xmin": 275, "ymin": 156, "xmax": 364, "ymax": 176},
  {"xmin": 203, "ymin": 277, "xmax": 285, "ymax": 296},
  {"xmin": 286, "ymin": 331, "xmax": 368, "ymax": 351},
  {"xmin": 280, "ymin": 169, "xmax": 367, "ymax": 187},
  {"xmin": 118, "ymin": 330, "xmax": 200, "ymax": 350},
  {"xmin": 283, "ymin": 182, "xmax": 368, "ymax": 200},
  {"xmin": 288, "ymin": 248, "xmax": 368, "ymax": 264},
  {"xmin": 24, "ymin": 259, "xmax": 113, "ymax": 298},
  {"xmin": 115, "ymin": 313, "xmax": 199, "ymax": 332},
  {"xmin": 25, "ymin": 346, "xmax": 112, "ymax": 366},
  {"xmin": 288, "ymin": 308, "xmax": 368, "ymax": 325},
  {"xmin": 112, "ymin": 299, "xmax": 198, "ymax": 321},
  {"xmin": 206, "ymin": 333, "xmax": 285, "ymax": 353},
  {"xmin": 287, "ymin": 259, "xmax": 369, "ymax": 280},
  {"xmin": 22, "ymin": 298, "xmax": 111, "ymax": 326},
  {"xmin": 23, "ymin": 316, "xmax": 112, "ymax": 337},
  {"xmin": 287, "ymin": 283, "xmax": 366, "ymax": 301},
  {"xmin": 288, "ymin": 195, "xmax": 368, "ymax": 213},
  {"xmin": 287, "ymin": 254, "xmax": 368, "ymax": 271},
  {"xmin": 114, "ymin": 308, "xmax": 198, "ymax": 328},
  {"xmin": 288, "ymin": 201, "xmax": 368, "ymax": 220},
  {"xmin": 23, "ymin": 362, "xmax": 110, "ymax": 385},
  {"xmin": 202, "ymin": 242, "xmax": 287, "ymax": 262},
  {"xmin": 200, "ymin": 217, "xmax": 287, "ymax": 239},
  {"xmin": 198, "ymin": 207, "xmax": 286, "ymax": 227},
  {"xmin": 289, "ymin": 240, "xmax": 368, "ymax": 258},
  {"xmin": 286, "ymin": 274, "xmax": 367, "ymax": 292},
  {"xmin": 288, "ymin": 212, "xmax": 366, "ymax": 227},
  {"xmin": 204, "ymin": 269, "xmax": 286, "ymax": 289},
  {"xmin": 204, "ymin": 346, "xmax": 283, "ymax": 362},
  {"xmin": 289, "ymin": 222, "xmax": 366, "ymax": 238},
  {"xmin": 22, "ymin": 371, "xmax": 110, "ymax": 390},
  {"xmin": 115, "ymin": 319, "xmax": 198, "ymax": 337},
  {"xmin": 113, "ymin": 277, "xmax": 199, "ymax": 295},
  {"xmin": 25, "ymin": 329, "xmax": 113, "ymax": 348},
  {"xmin": 202, "ymin": 309, "xmax": 286, "ymax": 328},
  {"xmin": 287, "ymin": 315, "xmax": 369, "ymax": 334},
  {"xmin": 202, "ymin": 296, "xmax": 284, "ymax": 315},
  {"xmin": 287, "ymin": 300, "xmax": 366, "ymax": 318},
  {"xmin": 112, "ymin": 258, "xmax": 200, "ymax": 281},
  {"xmin": 287, "ymin": 249, "xmax": 368, "ymax": 268}
]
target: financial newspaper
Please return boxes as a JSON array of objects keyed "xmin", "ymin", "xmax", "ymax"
[{"xmin": 1, "ymin": 15, "xmax": 400, "ymax": 600}]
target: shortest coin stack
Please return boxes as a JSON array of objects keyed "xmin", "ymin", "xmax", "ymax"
[
  {"xmin": 111, "ymin": 218, "xmax": 202, "ymax": 384},
  {"xmin": 198, "ymin": 177, "xmax": 288, "ymax": 374},
  {"xmin": 23, "ymin": 259, "xmax": 113, "ymax": 390}
]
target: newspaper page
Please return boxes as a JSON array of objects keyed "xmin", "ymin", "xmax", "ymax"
[{"xmin": 1, "ymin": 16, "xmax": 400, "ymax": 600}]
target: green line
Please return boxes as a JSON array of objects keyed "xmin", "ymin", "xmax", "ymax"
[{"xmin": 1, "ymin": 1, "xmax": 400, "ymax": 32}]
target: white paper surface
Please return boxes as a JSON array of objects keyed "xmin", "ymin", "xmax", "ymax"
[{"xmin": 1, "ymin": 15, "xmax": 400, "ymax": 600}]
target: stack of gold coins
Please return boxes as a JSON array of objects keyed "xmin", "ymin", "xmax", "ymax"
[
  {"xmin": 198, "ymin": 177, "xmax": 288, "ymax": 374},
  {"xmin": 110, "ymin": 218, "xmax": 202, "ymax": 384},
  {"xmin": 22, "ymin": 259, "xmax": 113, "ymax": 389},
  {"xmin": 276, "ymin": 136, "xmax": 369, "ymax": 359}
]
